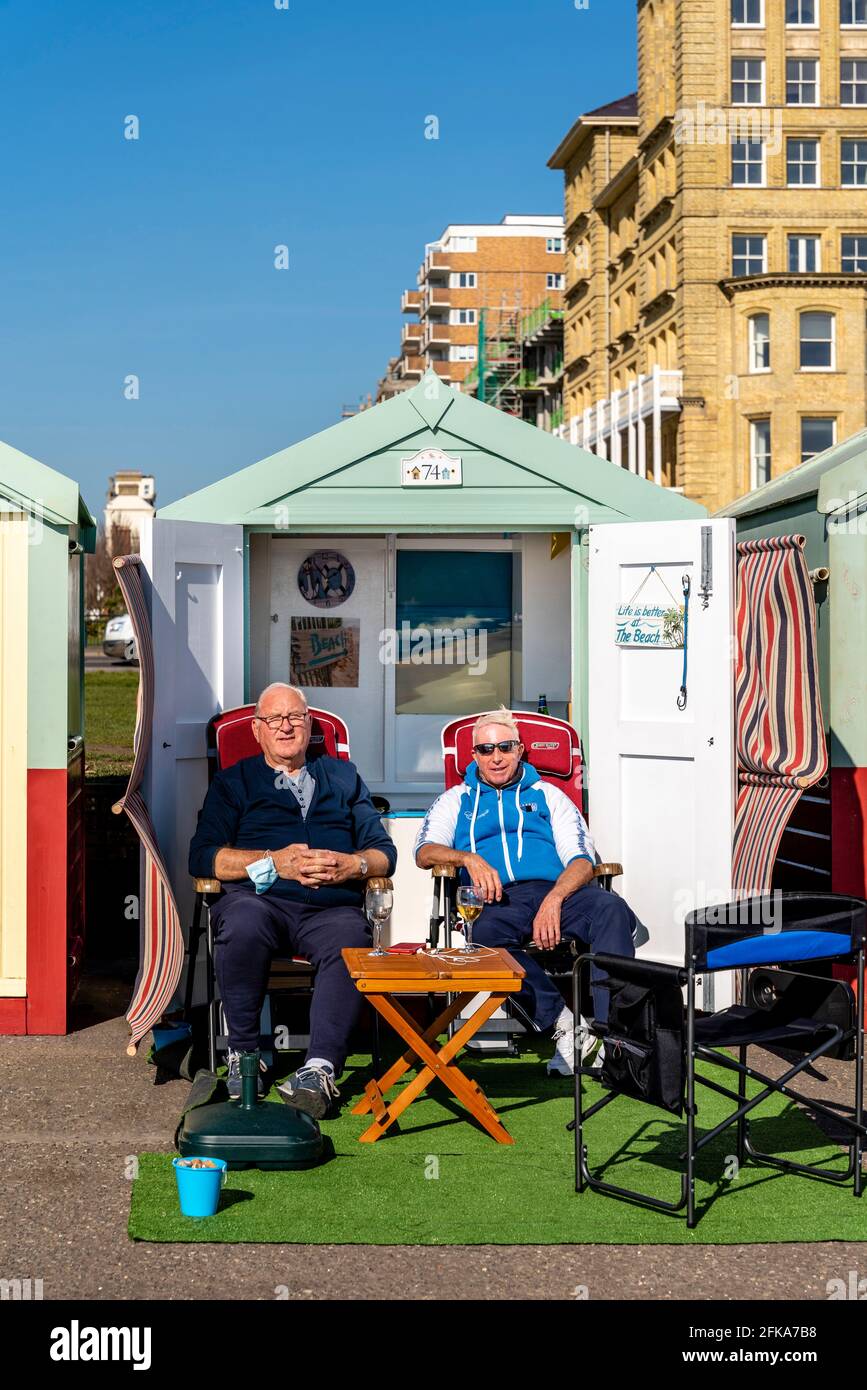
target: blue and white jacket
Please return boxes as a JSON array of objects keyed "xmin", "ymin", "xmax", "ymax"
[{"xmin": 414, "ymin": 761, "xmax": 595, "ymax": 886}]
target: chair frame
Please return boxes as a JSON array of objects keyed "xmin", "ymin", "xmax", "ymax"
[{"xmin": 572, "ymin": 898, "xmax": 867, "ymax": 1229}]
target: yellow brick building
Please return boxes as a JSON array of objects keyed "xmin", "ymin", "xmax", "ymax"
[{"xmin": 549, "ymin": 0, "xmax": 867, "ymax": 510}]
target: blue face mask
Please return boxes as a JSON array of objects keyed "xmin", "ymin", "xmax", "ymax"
[{"xmin": 246, "ymin": 854, "xmax": 278, "ymax": 894}]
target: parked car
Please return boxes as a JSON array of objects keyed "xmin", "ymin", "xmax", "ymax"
[{"xmin": 103, "ymin": 613, "xmax": 138, "ymax": 663}]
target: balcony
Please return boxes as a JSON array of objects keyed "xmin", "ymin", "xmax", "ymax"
[
  {"xmin": 424, "ymin": 320, "xmax": 451, "ymax": 349},
  {"xmin": 401, "ymin": 289, "xmax": 421, "ymax": 315},
  {"xmin": 402, "ymin": 322, "xmax": 422, "ymax": 351},
  {"xmin": 564, "ymin": 366, "xmax": 682, "ymax": 484},
  {"xmin": 397, "ymin": 355, "xmax": 425, "ymax": 380},
  {"xmin": 430, "ymin": 361, "xmax": 453, "ymax": 381},
  {"xmin": 422, "ymin": 287, "xmax": 451, "ymax": 317},
  {"xmin": 423, "ymin": 251, "xmax": 451, "ymax": 280}
]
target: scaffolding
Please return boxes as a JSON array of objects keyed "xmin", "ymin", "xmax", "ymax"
[{"xmin": 468, "ymin": 295, "xmax": 564, "ymax": 428}]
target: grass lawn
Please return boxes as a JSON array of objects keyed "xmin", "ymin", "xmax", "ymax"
[{"xmin": 85, "ymin": 670, "xmax": 138, "ymax": 777}]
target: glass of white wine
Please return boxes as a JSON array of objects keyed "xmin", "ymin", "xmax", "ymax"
[
  {"xmin": 456, "ymin": 885, "xmax": 484, "ymax": 954},
  {"xmin": 365, "ymin": 883, "xmax": 393, "ymax": 957}
]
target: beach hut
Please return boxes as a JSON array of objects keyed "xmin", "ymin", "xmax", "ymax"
[
  {"xmin": 0, "ymin": 439, "xmax": 96, "ymax": 1034},
  {"xmin": 718, "ymin": 426, "xmax": 867, "ymax": 903},
  {"xmin": 141, "ymin": 372, "xmax": 740, "ymax": 1013}
]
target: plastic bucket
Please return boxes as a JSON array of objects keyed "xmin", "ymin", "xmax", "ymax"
[{"xmin": 172, "ymin": 1156, "xmax": 227, "ymax": 1218}]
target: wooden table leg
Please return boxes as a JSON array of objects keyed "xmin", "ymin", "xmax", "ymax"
[
  {"xmin": 356, "ymin": 991, "xmax": 515, "ymax": 1144},
  {"xmin": 352, "ymin": 993, "xmax": 467, "ymax": 1117}
]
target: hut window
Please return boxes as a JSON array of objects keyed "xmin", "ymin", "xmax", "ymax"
[
  {"xmin": 799, "ymin": 310, "xmax": 835, "ymax": 369},
  {"xmin": 801, "ymin": 417, "xmax": 836, "ymax": 462},
  {"xmin": 394, "ymin": 550, "xmax": 512, "ymax": 716},
  {"xmin": 748, "ymin": 314, "xmax": 771, "ymax": 371}
]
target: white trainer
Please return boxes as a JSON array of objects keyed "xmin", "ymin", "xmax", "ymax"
[{"xmin": 546, "ymin": 1014, "xmax": 600, "ymax": 1076}]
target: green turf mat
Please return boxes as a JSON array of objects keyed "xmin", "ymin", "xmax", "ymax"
[{"xmin": 129, "ymin": 1051, "xmax": 865, "ymax": 1244}]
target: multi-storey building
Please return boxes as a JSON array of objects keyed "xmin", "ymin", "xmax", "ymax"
[
  {"xmin": 389, "ymin": 214, "xmax": 565, "ymax": 394},
  {"xmin": 549, "ymin": 0, "xmax": 867, "ymax": 510}
]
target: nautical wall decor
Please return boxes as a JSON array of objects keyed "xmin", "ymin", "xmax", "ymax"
[
  {"xmin": 290, "ymin": 616, "xmax": 360, "ymax": 687},
  {"xmin": 297, "ymin": 550, "xmax": 355, "ymax": 608}
]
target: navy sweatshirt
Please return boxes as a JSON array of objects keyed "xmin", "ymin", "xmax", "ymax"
[{"xmin": 188, "ymin": 753, "xmax": 397, "ymax": 907}]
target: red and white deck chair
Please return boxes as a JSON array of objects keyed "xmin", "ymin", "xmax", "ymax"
[
  {"xmin": 427, "ymin": 711, "xmax": 623, "ymax": 1051},
  {"xmin": 184, "ymin": 704, "xmax": 385, "ymax": 1073}
]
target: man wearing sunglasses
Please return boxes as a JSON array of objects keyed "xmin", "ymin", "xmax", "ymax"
[
  {"xmin": 189, "ymin": 682, "xmax": 396, "ymax": 1116},
  {"xmin": 415, "ymin": 707, "xmax": 636, "ymax": 1075}
]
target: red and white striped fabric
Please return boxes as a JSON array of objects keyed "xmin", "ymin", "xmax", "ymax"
[
  {"xmin": 732, "ymin": 535, "xmax": 828, "ymax": 895},
  {"xmin": 112, "ymin": 555, "xmax": 185, "ymax": 1055}
]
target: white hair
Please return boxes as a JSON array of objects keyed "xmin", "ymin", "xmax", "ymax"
[
  {"xmin": 471, "ymin": 707, "xmax": 520, "ymax": 741},
  {"xmin": 254, "ymin": 682, "xmax": 309, "ymax": 716}
]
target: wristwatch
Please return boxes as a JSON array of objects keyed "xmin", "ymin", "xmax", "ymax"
[{"xmin": 357, "ymin": 855, "xmax": 369, "ymax": 878}]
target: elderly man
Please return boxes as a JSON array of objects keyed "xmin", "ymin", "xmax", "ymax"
[
  {"xmin": 415, "ymin": 707, "xmax": 636, "ymax": 1075},
  {"xmin": 189, "ymin": 682, "xmax": 396, "ymax": 1117}
]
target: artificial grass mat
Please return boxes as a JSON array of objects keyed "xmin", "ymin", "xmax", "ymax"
[{"xmin": 129, "ymin": 1049, "xmax": 867, "ymax": 1245}]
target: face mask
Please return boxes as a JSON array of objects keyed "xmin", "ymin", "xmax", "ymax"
[{"xmin": 246, "ymin": 854, "xmax": 278, "ymax": 894}]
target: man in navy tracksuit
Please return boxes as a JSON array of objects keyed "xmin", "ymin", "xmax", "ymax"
[
  {"xmin": 189, "ymin": 682, "xmax": 396, "ymax": 1117},
  {"xmin": 415, "ymin": 708, "xmax": 636, "ymax": 1074}
]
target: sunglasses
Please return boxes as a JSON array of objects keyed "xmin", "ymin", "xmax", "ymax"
[{"xmin": 473, "ymin": 740, "xmax": 521, "ymax": 756}]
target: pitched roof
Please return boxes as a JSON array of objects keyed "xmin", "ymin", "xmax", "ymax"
[
  {"xmin": 158, "ymin": 370, "xmax": 704, "ymax": 529},
  {"xmin": 0, "ymin": 436, "xmax": 96, "ymax": 541},
  {"xmin": 584, "ymin": 93, "xmax": 639, "ymax": 120}
]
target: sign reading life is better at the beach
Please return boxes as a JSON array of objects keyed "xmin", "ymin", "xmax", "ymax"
[
  {"xmin": 400, "ymin": 447, "xmax": 462, "ymax": 487},
  {"xmin": 616, "ymin": 566, "xmax": 685, "ymax": 648}
]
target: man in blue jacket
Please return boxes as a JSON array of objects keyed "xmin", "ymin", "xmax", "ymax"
[
  {"xmin": 189, "ymin": 682, "xmax": 396, "ymax": 1117},
  {"xmin": 415, "ymin": 708, "xmax": 636, "ymax": 1075}
]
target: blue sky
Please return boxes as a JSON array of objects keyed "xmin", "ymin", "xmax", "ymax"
[{"xmin": 0, "ymin": 0, "xmax": 636, "ymax": 513}]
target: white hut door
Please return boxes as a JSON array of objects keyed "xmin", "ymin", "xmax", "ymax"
[
  {"xmin": 146, "ymin": 520, "xmax": 245, "ymax": 918},
  {"xmin": 587, "ymin": 520, "xmax": 736, "ymax": 1005}
]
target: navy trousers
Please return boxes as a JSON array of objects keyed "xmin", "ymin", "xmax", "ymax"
[
  {"xmin": 210, "ymin": 890, "xmax": 370, "ymax": 1072},
  {"xmin": 470, "ymin": 878, "xmax": 636, "ymax": 1028}
]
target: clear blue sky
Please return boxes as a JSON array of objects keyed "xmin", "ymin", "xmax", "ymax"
[{"xmin": 0, "ymin": 0, "xmax": 636, "ymax": 513}]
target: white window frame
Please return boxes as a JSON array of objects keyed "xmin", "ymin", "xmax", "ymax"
[
  {"xmin": 546, "ymin": 237, "xmax": 564, "ymax": 253},
  {"xmin": 448, "ymin": 344, "xmax": 477, "ymax": 363},
  {"xmin": 732, "ymin": 233, "xmax": 768, "ymax": 275},
  {"xmin": 788, "ymin": 234, "xmax": 822, "ymax": 271},
  {"xmin": 800, "ymin": 417, "xmax": 837, "ymax": 462},
  {"xmin": 750, "ymin": 418, "xmax": 772, "ymax": 489},
  {"xmin": 449, "ymin": 271, "xmax": 477, "ymax": 289},
  {"xmin": 732, "ymin": 57, "xmax": 766, "ymax": 103},
  {"xmin": 786, "ymin": 0, "xmax": 819, "ymax": 25},
  {"xmin": 732, "ymin": 0, "xmax": 764, "ymax": 25},
  {"xmin": 841, "ymin": 58, "xmax": 867, "ymax": 105},
  {"xmin": 748, "ymin": 313, "xmax": 771, "ymax": 372},
  {"xmin": 841, "ymin": 138, "xmax": 867, "ymax": 184},
  {"xmin": 786, "ymin": 137, "xmax": 821, "ymax": 185},
  {"xmin": 841, "ymin": 0, "xmax": 867, "ymax": 25},
  {"xmin": 450, "ymin": 308, "xmax": 478, "ymax": 326},
  {"xmin": 447, "ymin": 236, "xmax": 477, "ymax": 254},
  {"xmin": 786, "ymin": 57, "xmax": 820, "ymax": 105},
  {"xmin": 732, "ymin": 140, "xmax": 766, "ymax": 185},
  {"xmin": 799, "ymin": 310, "xmax": 836, "ymax": 370},
  {"xmin": 546, "ymin": 272, "xmax": 565, "ymax": 290},
  {"xmin": 842, "ymin": 233, "xmax": 867, "ymax": 270}
]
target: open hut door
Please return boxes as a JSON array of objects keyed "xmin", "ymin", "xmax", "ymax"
[
  {"xmin": 144, "ymin": 520, "xmax": 245, "ymax": 923},
  {"xmin": 588, "ymin": 519, "xmax": 737, "ymax": 1009}
]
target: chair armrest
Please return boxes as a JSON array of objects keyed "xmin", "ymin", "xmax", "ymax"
[
  {"xmin": 192, "ymin": 877, "xmax": 223, "ymax": 895},
  {"xmin": 593, "ymin": 862, "xmax": 623, "ymax": 881},
  {"xmin": 430, "ymin": 864, "xmax": 457, "ymax": 879},
  {"xmin": 364, "ymin": 876, "xmax": 394, "ymax": 891}
]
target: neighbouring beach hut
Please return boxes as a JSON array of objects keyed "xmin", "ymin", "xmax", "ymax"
[
  {"xmin": 718, "ymin": 425, "xmax": 867, "ymax": 903},
  {"xmin": 140, "ymin": 371, "xmax": 743, "ymax": 1018},
  {"xmin": 0, "ymin": 439, "xmax": 95, "ymax": 1034}
]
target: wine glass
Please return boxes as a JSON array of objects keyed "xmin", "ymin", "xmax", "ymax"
[
  {"xmin": 365, "ymin": 883, "xmax": 393, "ymax": 957},
  {"xmin": 456, "ymin": 886, "xmax": 484, "ymax": 955}
]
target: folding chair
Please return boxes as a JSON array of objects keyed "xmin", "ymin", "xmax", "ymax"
[
  {"xmin": 571, "ymin": 892, "xmax": 867, "ymax": 1228},
  {"xmin": 183, "ymin": 703, "xmax": 383, "ymax": 1074},
  {"xmin": 426, "ymin": 711, "xmax": 623, "ymax": 1053}
]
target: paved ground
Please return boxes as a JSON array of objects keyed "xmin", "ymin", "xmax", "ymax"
[
  {"xmin": 1, "ymin": 974, "xmax": 865, "ymax": 1302},
  {"xmin": 85, "ymin": 647, "xmax": 138, "ymax": 672}
]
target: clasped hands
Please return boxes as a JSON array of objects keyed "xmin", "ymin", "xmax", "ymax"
[{"xmin": 271, "ymin": 844, "xmax": 362, "ymax": 888}]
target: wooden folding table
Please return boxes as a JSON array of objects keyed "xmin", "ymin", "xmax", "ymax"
[{"xmin": 342, "ymin": 946, "xmax": 525, "ymax": 1144}]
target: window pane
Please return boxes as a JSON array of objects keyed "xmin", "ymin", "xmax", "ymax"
[
  {"xmin": 787, "ymin": 0, "xmax": 816, "ymax": 18},
  {"xmin": 749, "ymin": 314, "xmax": 771, "ymax": 370},
  {"xmin": 733, "ymin": 0, "xmax": 762, "ymax": 19},
  {"xmin": 395, "ymin": 551, "xmax": 512, "ymax": 715},
  {"xmin": 799, "ymin": 311, "xmax": 833, "ymax": 367},
  {"xmin": 801, "ymin": 418, "xmax": 835, "ymax": 461},
  {"xmin": 841, "ymin": 59, "xmax": 867, "ymax": 103},
  {"xmin": 752, "ymin": 419, "xmax": 771, "ymax": 486},
  {"xmin": 787, "ymin": 58, "xmax": 817, "ymax": 102},
  {"xmin": 842, "ymin": 0, "xmax": 867, "ymax": 19},
  {"xmin": 786, "ymin": 138, "xmax": 818, "ymax": 184},
  {"xmin": 732, "ymin": 141, "xmax": 764, "ymax": 183},
  {"xmin": 733, "ymin": 234, "xmax": 766, "ymax": 274},
  {"xmin": 842, "ymin": 140, "xmax": 867, "ymax": 183},
  {"xmin": 842, "ymin": 234, "xmax": 867, "ymax": 270}
]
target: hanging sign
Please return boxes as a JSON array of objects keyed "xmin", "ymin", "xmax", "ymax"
[
  {"xmin": 401, "ymin": 448, "xmax": 462, "ymax": 487},
  {"xmin": 290, "ymin": 617, "xmax": 360, "ymax": 687},
  {"xmin": 297, "ymin": 550, "xmax": 355, "ymax": 608},
  {"xmin": 616, "ymin": 565, "xmax": 685, "ymax": 648}
]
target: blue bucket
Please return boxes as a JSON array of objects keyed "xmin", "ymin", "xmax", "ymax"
[{"xmin": 172, "ymin": 1156, "xmax": 227, "ymax": 1218}]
